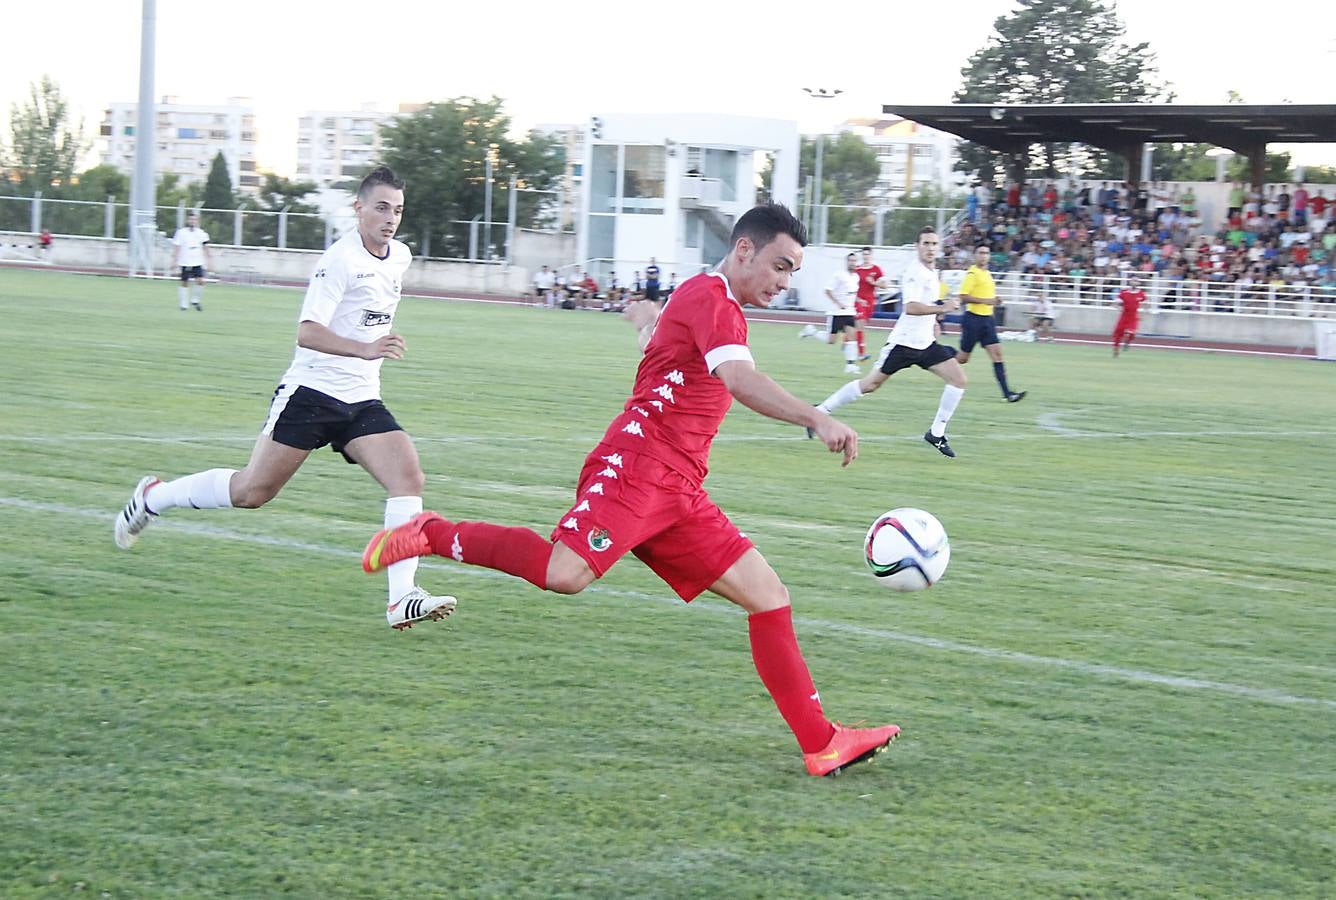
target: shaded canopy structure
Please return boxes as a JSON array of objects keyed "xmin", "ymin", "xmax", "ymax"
[{"xmin": 881, "ymin": 103, "xmax": 1336, "ymax": 188}]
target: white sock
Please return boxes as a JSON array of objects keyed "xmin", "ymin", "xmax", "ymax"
[
  {"xmin": 178, "ymin": 286, "xmax": 188, "ymax": 309},
  {"xmin": 817, "ymin": 379, "xmax": 865, "ymax": 414},
  {"xmin": 843, "ymin": 340, "xmax": 857, "ymax": 363},
  {"xmin": 145, "ymin": 468, "xmax": 236, "ymax": 513},
  {"xmin": 384, "ymin": 495, "xmax": 422, "ymax": 603},
  {"xmin": 191, "ymin": 284, "xmax": 202, "ymax": 304},
  {"xmin": 930, "ymin": 385, "xmax": 965, "ymax": 438}
]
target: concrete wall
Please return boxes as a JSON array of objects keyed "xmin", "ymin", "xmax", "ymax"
[{"xmin": 2, "ymin": 232, "xmax": 530, "ymax": 295}]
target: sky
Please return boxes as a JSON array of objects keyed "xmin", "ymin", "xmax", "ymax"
[{"xmin": 4, "ymin": 0, "xmax": 1335, "ymax": 176}]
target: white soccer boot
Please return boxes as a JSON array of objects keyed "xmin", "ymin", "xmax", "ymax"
[
  {"xmin": 387, "ymin": 587, "xmax": 458, "ymax": 630},
  {"xmin": 114, "ymin": 475, "xmax": 162, "ymax": 549}
]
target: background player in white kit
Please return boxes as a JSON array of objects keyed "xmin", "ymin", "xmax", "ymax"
[
  {"xmin": 114, "ymin": 166, "xmax": 455, "ymax": 630},
  {"xmin": 809, "ymin": 227, "xmax": 969, "ymax": 457},
  {"xmin": 824, "ymin": 252, "xmax": 862, "ymax": 373},
  {"xmin": 172, "ymin": 213, "xmax": 213, "ymax": 311}
]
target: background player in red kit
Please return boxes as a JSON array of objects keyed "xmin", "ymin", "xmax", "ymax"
[
  {"xmin": 853, "ymin": 246, "xmax": 885, "ymax": 360},
  {"xmin": 363, "ymin": 203, "xmax": 900, "ymax": 776},
  {"xmin": 1113, "ymin": 276, "xmax": 1147, "ymax": 356}
]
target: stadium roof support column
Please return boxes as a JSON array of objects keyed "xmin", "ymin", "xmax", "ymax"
[
  {"xmin": 1242, "ymin": 142, "xmax": 1267, "ymax": 192},
  {"xmin": 1117, "ymin": 142, "xmax": 1144, "ymax": 187}
]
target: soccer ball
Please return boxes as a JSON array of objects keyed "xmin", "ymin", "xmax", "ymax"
[{"xmin": 864, "ymin": 508, "xmax": 950, "ymax": 591}]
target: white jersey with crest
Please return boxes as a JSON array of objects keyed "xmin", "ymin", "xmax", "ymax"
[
  {"xmin": 172, "ymin": 226, "xmax": 210, "ymax": 267},
  {"xmin": 278, "ymin": 230, "xmax": 412, "ymax": 403},
  {"xmin": 885, "ymin": 259, "xmax": 940, "ymax": 350}
]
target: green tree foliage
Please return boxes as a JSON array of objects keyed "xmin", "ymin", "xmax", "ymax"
[
  {"xmin": 884, "ymin": 186, "xmax": 964, "ymax": 246},
  {"xmin": 1153, "ymin": 144, "xmax": 1291, "ymax": 184},
  {"xmin": 243, "ymin": 174, "xmax": 323, "ymax": 250},
  {"xmin": 200, "ymin": 153, "xmax": 237, "ymax": 243},
  {"xmin": 3, "ymin": 76, "xmax": 86, "ymax": 194},
  {"xmin": 380, "ymin": 97, "xmax": 564, "ymax": 257},
  {"xmin": 153, "ymin": 173, "xmax": 202, "ymax": 233},
  {"xmin": 1299, "ymin": 165, "xmax": 1336, "ymax": 184},
  {"xmin": 793, "ymin": 133, "xmax": 880, "ymax": 244},
  {"xmin": 953, "ymin": 0, "xmax": 1169, "ymax": 181}
]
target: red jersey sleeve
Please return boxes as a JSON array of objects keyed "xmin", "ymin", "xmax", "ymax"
[{"xmin": 688, "ymin": 278, "xmax": 751, "ymax": 373}]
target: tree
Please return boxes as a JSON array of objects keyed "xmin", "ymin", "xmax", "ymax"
[
  {"xmin": 952, "ymin": 0, "xmax": 1170, "ymax": 182},
  {"xmin": 153, "ymin": 173, "xmax": 202, "ymax": 233},
  {"xmin": 4, "ymin": 76, "xmax": 87, "ymax": 194},
  {"xmin": 381, "ymin": 97, "xmax": 563, "ymax": 258},
  {"xmin": 200, "ymin": 152, "xmax": 236, "ymax": 244},
  {"xmin": 243, "ymin": 174, "xmax": 323, "ymax": 250},
  {"xmin": 1153, "ymin": 144, "xmax": 1291, "ymax": 184},
  {"xmin": 769, "ymin": 132, "xmax": 880, "ymax": 244}
]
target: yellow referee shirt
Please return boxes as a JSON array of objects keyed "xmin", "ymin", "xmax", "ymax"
[{"xmin": 958, "ymin": 265, "xmax": 997, "ymax": 316}]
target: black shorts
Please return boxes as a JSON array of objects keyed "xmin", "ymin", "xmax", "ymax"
[
  {"xmin": 829, "ymin": 315, "xmax": 857, "ymax": 334},
  {"xmin": 959, "ymin": 310, "xmax": 1000, "ymax": 352},
  {"xmin": 877, "ymin": 341, "xmax": 957, "ymax": 375},
  {"xmin": 263, "ymin": 384, "xmax": 403, "ymax": 464},
  {"xmin": 180, "ymin": 266, "xmax": 205, "ymax": 283},
  {"xmin": 645, "ymin": 283, "xmax": 660, "ymax": 301}
]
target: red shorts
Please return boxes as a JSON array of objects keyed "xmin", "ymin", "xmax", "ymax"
[
  {"xmin": 549, "ymin": 443, "xmax": 754, "ymax": 601},
  {"xmin": 855, "ymin": 299, "xmax": 874, "ymax": 321},
  {"xmin": 1114, "ymin": 315, "xmax": 1139, "ymax": 334}
]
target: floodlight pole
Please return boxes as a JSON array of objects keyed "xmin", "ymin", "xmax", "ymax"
[
  {"xmin": 802, "ymin": 88, "xmax": 842, "ymax": 244},
  {"xmin": 129, "ymin": 0, "xmax": 157, "ymax": 278}
]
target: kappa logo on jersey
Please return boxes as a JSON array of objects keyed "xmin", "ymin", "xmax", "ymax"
[
  {"xmin": 652, "ymin": 384, "xmax": 676, "ymax": 403},
  {"xmin": 597, "ymin": 467, "xmax": 618, "ymax": 480},
  {"xmin": 621, "ymin": 421, "xmax": 644, "ymax": 437},
  {"xmin": 573, "ymin": 499, "xmax": 591, "ymax": 513},
  {"xmin": 587, "ymin": 528, "xmax": 613, "ymax": 552},
  {"xmin": 361, "ymin": 310, "xmax": 393, "ymax": 327},
  {"xmin": 587, "ymin": 484, "xmax": 605, "ymax": 495},
  {"xmin": 632, "ymin": 406, "xmax": 649, "ymax": 418},
  {"xmin": 313, "ymin": 268, "xmax": 327, "ymax": 279},
  {"xmin": 665, "ymin": 370, "xmax": 685, "ymax": 386},
  {"xmin": 450, "ymin": 532, "xmax": 464, "ymax": 562},
  {"xmin": 648, "ymin": 400, "xmax": 664, "ymax": 412},
  {"xmin": 600, "ymin": 453, "xmax": 623, "ymax": 468},
  {"xmin": 561, "ymin": 517, "xmax": 580, "ymax": 531}
]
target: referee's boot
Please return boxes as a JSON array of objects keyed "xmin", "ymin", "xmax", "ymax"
[{"xmin": 386, "ymin": 587, "xmax": 457, "ymax": 631}]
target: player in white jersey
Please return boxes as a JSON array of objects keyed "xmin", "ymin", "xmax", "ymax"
[
  {"xmin": 172, "ymin": 213, "xmax": 213, "ymax": 311},
  {"xmin": 823, "ymin": 252, "xmax": 862, "ymax": 373},
  {"xmin": 114, "ymin": 166, "xmax": 455, "ymax": 629},
  {"xmin": 809, "ymin": 227, "xmax": 969, "ymax": 457}
]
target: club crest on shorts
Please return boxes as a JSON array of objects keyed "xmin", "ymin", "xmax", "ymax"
[{"xmin": 587, "ymin": 528, "xmax": 613, "ymax": 552}]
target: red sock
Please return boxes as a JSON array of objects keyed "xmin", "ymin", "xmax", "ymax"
[
  {"xmin": 422, "ymin": 518, "xmax": 553, "ymax": 590},
  {"xmin": 748, "ymin": 606, "xmax": 835, "ymax": 753},
  {"xmin": 856, "ymin": 328, "xmax": 866, "ymax": 356}
]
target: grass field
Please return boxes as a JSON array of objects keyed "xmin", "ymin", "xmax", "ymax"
[{"xmin": 1, "ymin": 268, "xmax": 1333, "ymax": 899}]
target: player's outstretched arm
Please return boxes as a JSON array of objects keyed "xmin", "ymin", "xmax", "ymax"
[
  {"xmin": 297, "ymin": 320, "xmax": 406, "ymax": 360},
  {"xmin": 622, "ymin": 300, "xmax": 660, "ymax": 351},
  {"xmin": 715, "ymin": 360, "xmax": 858, "ymax": 466}
]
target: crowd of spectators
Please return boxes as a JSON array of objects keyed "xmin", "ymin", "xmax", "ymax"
[
  {"xmin": 947, "ymin": 179, "xmax": 1336, "ymax": 305},
  {"xmin": 531, "ymin": 259, "xmax": 678, "ymax": 311}
]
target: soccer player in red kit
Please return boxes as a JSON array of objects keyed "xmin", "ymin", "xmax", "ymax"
[
  {"xmin": 363, "ymin": 203, "xmax": 900, "ymax": 776},
  {"xmin": 853, "ymin": 246, "xmax": 885, "ymax": 359},
  {"xmin": 1113, "ymin": 276, "xmax": 1147, "ymax": 356}
]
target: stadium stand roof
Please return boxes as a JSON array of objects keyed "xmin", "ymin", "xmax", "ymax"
[{"xmin": 880, "ymin": 103, "xmax": 1336, "ymax": 186}]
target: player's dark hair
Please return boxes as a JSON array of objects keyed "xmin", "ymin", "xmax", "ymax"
[
  {"xmin": 358, "ymin": 165, "xmax": 405, "ymax": 200},
  {"xmin": 730, "ymin": 202, "xmax": 807, "ymax": 252},
  {"xmin": 861, "ymin": 246, "xmax": 872, "ymax": 253},
  {"xmin": 918, "ymin": 226, "xmax": 937, "ymax": 239}
]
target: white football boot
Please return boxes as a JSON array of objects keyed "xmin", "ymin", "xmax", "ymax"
[
  {"xmin": 114, "ymin": 475, "xmax": 162, "ymax": 549},
  {"xmin": 387, "ymin": 587, "xmax": 458, "ymax": 630}
]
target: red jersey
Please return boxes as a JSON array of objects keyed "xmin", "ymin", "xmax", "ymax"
[
  {"xmin": 1117, "ymin": 289, "xmax": 1146, "ymax": 318},
  {"xmin": 1311, "ymin": 196, "xmax": 1328, "ymax": 216},
  {"xmin": 854, "ymin": 264, "xmax": 883, "ymax": 302},
  {"xmin": 597, "ymin": 272, "xmax": 750, "ymax": 485}
]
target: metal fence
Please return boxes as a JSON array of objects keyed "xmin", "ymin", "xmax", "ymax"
[
  {"xmin": 992, "ymin": 271, "xmax": 1336, "ymax": 319},
  {"xmin": 796, "ymin": 202, "xmax": 965, "ymax": 247}
]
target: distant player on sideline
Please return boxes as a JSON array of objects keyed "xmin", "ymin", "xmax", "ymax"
[
  {"xmin": 362, "ymin": 204, "xmax": 901, "ymax": 777},
  {"xmin": 853, "ymin": 246, "xmax": 885, "ymax": 360},
  {"xmin": 644, "ymin": 257, "xmax": 662, "ymax": 303},
  {"xmin": 955, "ymin": 245, "xmax": 1025, "ymax": 402},
  {"xmin": 809, "ymin": 227, "xmax": 967, "ymax": 458},
  {"xmin": 1113, "ymin": 276, "xmax": 1147, "ymax": 356},
  {"xmin": 114, "ymin": 166, "xmax": 455, "ymax": 631},
  {"xmin": 172, "ymin": 213, "xmax": 213, "ymax": 311}
]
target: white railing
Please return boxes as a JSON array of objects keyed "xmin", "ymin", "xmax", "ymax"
[{"xmin": 992, "ymin": 271, "xmax": 1336, "ymax": 319}]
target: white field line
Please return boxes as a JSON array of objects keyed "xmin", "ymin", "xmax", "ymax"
[{"xmin": 2, "ymin": 495, "xmax": 1331, "ymax": 712}]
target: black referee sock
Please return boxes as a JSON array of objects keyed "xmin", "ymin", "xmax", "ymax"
[{"xmin": 993, "ymin": 361, "xmax": 1012, "ymax": 397}]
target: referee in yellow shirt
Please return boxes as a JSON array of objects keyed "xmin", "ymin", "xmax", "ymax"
[{"xmin": 955, "ymin": 245, "xmax": 1026, "ymax": 402}]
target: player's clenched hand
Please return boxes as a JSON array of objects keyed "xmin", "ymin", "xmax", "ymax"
[
  {"xmin": 813, "ymin": 415, "xmax": 859, "ymax": 467},
  {"xmin": 937, "ymin": 297, "xmax": 960, "ymax": 314},
  {"xmin": 364, "ymin": 333, "xmax": 406, "ymax": 360}
]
